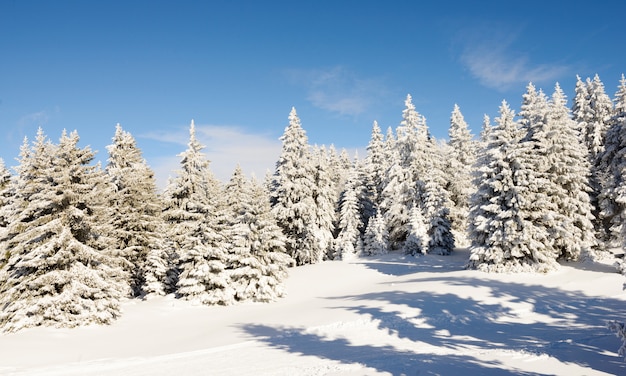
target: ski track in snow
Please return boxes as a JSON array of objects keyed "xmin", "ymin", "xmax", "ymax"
[{"xmin": 1, "ymin": 249, "xmax": 626, "ymax": 375}]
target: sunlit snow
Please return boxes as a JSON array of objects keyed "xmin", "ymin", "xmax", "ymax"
[{"xmin": 1, "ymin": 249, "xmax": 625, "ymax": 375}]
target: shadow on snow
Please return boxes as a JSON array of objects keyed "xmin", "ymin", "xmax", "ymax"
[{"xmin": 239, "ymin": 275, "xmax": 626, "ymax": 375}]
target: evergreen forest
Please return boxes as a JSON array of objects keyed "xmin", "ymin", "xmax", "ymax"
[{"xmin": 1, "ymin": 74, "xmax": 626, "ymax": 333}]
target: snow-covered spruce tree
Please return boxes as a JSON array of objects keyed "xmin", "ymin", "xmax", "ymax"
[
  {"xmin": 224, "ymin": 165, "xmax": 262, "ymax": 301},
  {"xmin": 572, "ymin": 75, "xmax": 614, "ymax": 240},
  {"xmin": 105, "ymin": 124, "xmax": 169, "ymax": 296},
  {"xmin": 468, "ymin": 101, "xmax": 556, "ymax": 272},
  {"xmin": 479, "ymin": 114, "xmax": 492, "ymax": 145},
  {"xmin": 428, "ymin": 208, "xmax": 455, "ymax": 255},
  {"xmin": 334, "ymin": 163, "xmax": 363, "ymax": 260},
  {"xmin": 223, "ymin": 165, "xmax": 292, "ymax": 302},
  {"xmin": 379, "ymin": 94, "xmax": 427, "ymax": 249},
  {"xmin": 270, "ymin": 108, "xmax": 321, "ymax": 265},
  {"xmin": 543, "ymin": 84, "xmax": 597, "ymax": 260},
  {"xmin": 514, "ymin": 83, "xmax": 562, "ymax": 263},
  {"xmin": 0, "ymin": 129, "xmax": 126, "ymax": 332},
  {"xmin": 311, "ymin": 145, "xmax": 337, "ymax": 260},
  {"xmin": 239, "ymin": 178, "xmax": 293, "ymax": 302},
  {"xmin": 403, "ymin": 205, "xmax": 429, "ymax": 256},
  {"xmin": 421, "ymin": 138, "xmax": 455, "ymax": 254},
  {"xmin": 598, "ymin": 75, "xmax": 626, "ymax": 252},
  {"xmin": 361, "ymin": 121, "xmax": 386, "ymax": 223},
  {"xmin": 163, "ymin": 121, "xmax": 232, "ymax": 305},
  {"xmin": 0, "ymin": 159, "xmax": 13, "ymax": 266},
  {"xmin": 0, "ymin": 138, "xmax": 33, "ymax": 270},
  {"xmin": 362, "ymin": 213, "xmax": 389, "ymax": 256},
  {"xmin": 445, "ymin": 105, "xmax": 476, "ymax": 243},
  {"xmin": 378, "ymin": 149, "xmax": 412, "ymax": 250}
]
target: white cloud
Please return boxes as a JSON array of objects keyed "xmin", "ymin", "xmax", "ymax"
[
  {"xmin": 287, "ymin": 66, "xmax": 387, "ymax": 116},
  {"xmin": 18, "ymin": 110, "xmax": 50, "ymax": 128},
  {"xmin": 141, "ymin": 124, "xmax": 281, "ymax": 189},
  {"xmin": 458, "ymin": 28, "xmax": 569, "ymax": 91}
]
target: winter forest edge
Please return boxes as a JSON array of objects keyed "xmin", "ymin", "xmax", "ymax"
[{"xmin": 1, "ymin": 74, "xmax": 626, "ymax": 358}]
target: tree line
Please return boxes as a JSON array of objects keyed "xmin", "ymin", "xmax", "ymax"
[{"xmin": 1, "ymin": 74, "xmax": 625, "ymax": 333}]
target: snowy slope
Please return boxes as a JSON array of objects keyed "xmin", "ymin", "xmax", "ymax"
[{"xmin": 1, "ymin": 249, "xmax": 625, "ymax": 375}]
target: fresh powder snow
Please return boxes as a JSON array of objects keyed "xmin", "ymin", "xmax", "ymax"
[{"xmin": 1, "ymin": 249, "xmax": 625, "ymax": 375}]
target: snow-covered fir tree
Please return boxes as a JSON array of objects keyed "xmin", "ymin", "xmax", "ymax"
[
  {"xmin": 379, "ymin": 95, "xmax": 427, "ymax": 249},
  {"xmin": 362, "ymin": 213, "xmax": 389, "ymax": 256},
  {"xmin": 224, "ymin": 165, "xmax": 262, "ymax": 301},
  {"xmin": 479, "ymin": 114, "xmax": 492, "ymax": 145},
  {"xmin": 514, "ymin": 83, "xmax": 562, "ymax": 263},
  {"xmin": 543, "ymin": 84, "xmax": 597, "ymax": 260},
  {"xmin": 334, "ymin": 163, "xmax": 363, "ymax": 260},
  {"xmin": 0, "ymin": 129, "xmax": 126, "ymax": 332},
  {"xmin": 403, "ymin": 204, "xmax": 429, "ymax": 256},
  {"xmin": 243, "ymin": 179, "xmax": 293, "ymax": 301},
  {"xmin": 420, "ymin": 137, "xmax": 455, "ymax": 255},
  {"xmin": 428, "ymin": 207, "xmax": 455, "ymax": 255},
  {"xmin": 105, "ymin": 124, "xmax": 168, "ymax": 296},
  {"xmin": 311, "ymin": 145, "xmax": 337, "ymax": 260},
  {"xmin": 361, "ymin": 121, "xmax": 386, "ymax": 226},
  {"xmin": 378, "ymin": 150, "xmax": 413, "ymax": 250},
  {"xmin": 445, "ymin": 104, "xmax": 476, "ymax": 243},
  {"xmin": 572, "ymin": 75, "xmax": 614, "ymax": 239},
  {"xmin": 162, "ymin": 121, "xmax": 232, "ymax": 305},
  {"xmin": 468, "ymin": 101, "xmax": 556, "ymax": 272},
  {"xmin": 0, "ymin": 159, "xmax": 13, "ymax": 263},
  {"xmin": 599, "ymin": 75, "xmax": 626, "ymax": 253},
  {"xmin": 223, "ymin": 165, "xmax": 292, "ymax": 302},
  {"xmin": 270, "ymin": 108, "xmax": 321, "ymax": 265}
]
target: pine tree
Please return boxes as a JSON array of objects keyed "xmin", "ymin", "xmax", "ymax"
[
  {"xmin": 0, "ymin": 129, "xmax": 126, "ymax": 332},
  {"xmin": 245, "ymin": 179, "xmax": 293, "ymax": 301},
  {"xmin": 468, "ymin": 101, "xmax": 556, "ymax": 272},
  {"xmin": 105, "ymin": 124, "xmax": 168, "ymax": 296},
  {"xmin": 428, "ymin": 208, "xmax": 455, "ymax": 255},
  {"xmin": 600, "ymin": 75, "xmax": 626, "ymax": 252},
  {"xmin": 479, "ymin": 114, "xmax": 492, "ymax": 145},
  {"xmin": 516, "ymin": 83, "xmax": 561, "ymax": 262},
  {"xmin": 0, "ymin": 159, "xmax": 13, "ymax": 267},
  {"xmin": 446, "ymin": 105, "xmax": 476, "ymax": 242},
  {"xmin": 311, "ymin": 146, "xmax": 337, "ymax": 260},
  {"xmin": 224, "ymin": 165, "xmax": 260, "ymax": 301},
  {"xmin": 379, "ymin": 95, "xmax": 428, "ymax": 249},
  {"xmin": 359, "ymin": 121, "xmax": 386, "ymax": 230},
  {"xmin": 334, "ymin": 164, "xmax": 363, "ymax": 260},
  {"xmin": 362, "ymin": 213, "xmax": 389, "ymax": 256},
  {"xmin": 573, "ymin": 75, "xmax": 614, "ymax": 239},
  {"xmin": 379, "ymin": 153, "xmax": 413, "ymax": 249},
  {"xmin": 163, "ymin": 121, "xmax": 232, "ymax": 305},
  {"xmin": 403, "ymin": 205, "xmax": 429, "ymax": 256},
  {"xmin": 270, "ymin": 108, "xmax": 321, "ymax": 265},
  {"xmin": 544, "ymin": 84, "xmax": 597, "ymax": 260},
  {"xmin": 224, "ymin": 165, "xmax": 291, "ymax": 303}
]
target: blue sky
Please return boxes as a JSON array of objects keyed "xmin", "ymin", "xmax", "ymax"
[{"xmin": 1, "ymin": 1, "xmax": 625, "ymax": 187}]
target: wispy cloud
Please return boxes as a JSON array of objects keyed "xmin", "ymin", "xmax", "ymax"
[
  {"xmin": 15, "ymin": 106, "xmax": 61, "ymax": 132},
  {"xmin": 286, "ymin": 66, "xmax": 387, "ymax": 117},
  {"xmin": 457, "ymin": 26, "xmax": 569, "ymax": 91},
  {"xmin": 140, "ymin": 124, "xmax": 281, "ymax": 189},
  {"xmin": 18, "ymin": 110, "xmax": 50, "ymax": 128},
  {"xmin": 5, "ymin": 107, "xmax": 61, "ymax": 145}
]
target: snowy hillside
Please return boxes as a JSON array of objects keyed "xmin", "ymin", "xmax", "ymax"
[{"xmin": 1, "ymin": 249, "xmax": 625, "ymax": 376}]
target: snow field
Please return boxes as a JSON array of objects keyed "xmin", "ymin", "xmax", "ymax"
[{"xmin": 1, "ymin": 249, "xmax": 625, "ymax": 375}]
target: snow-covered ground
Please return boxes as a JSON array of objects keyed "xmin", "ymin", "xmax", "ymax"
[{"xmin": 1, "ymin": 249, "xmax": 625, "ymax": 375}]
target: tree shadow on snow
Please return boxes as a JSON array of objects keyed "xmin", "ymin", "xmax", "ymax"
[
  {"xmin": 240, "ymin": 276, "xmax": 626, "ymax": 375},
  {"xmin": 357, "ymin": 250, "xmax": 468, "ymax": 276},
  {"xmin": 330, "ymin": 276, "xmax": 626, "ymax": 375},
  {"xmin": 240, "ymin": 323, "xmax": 542, "ymax": 375}
]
